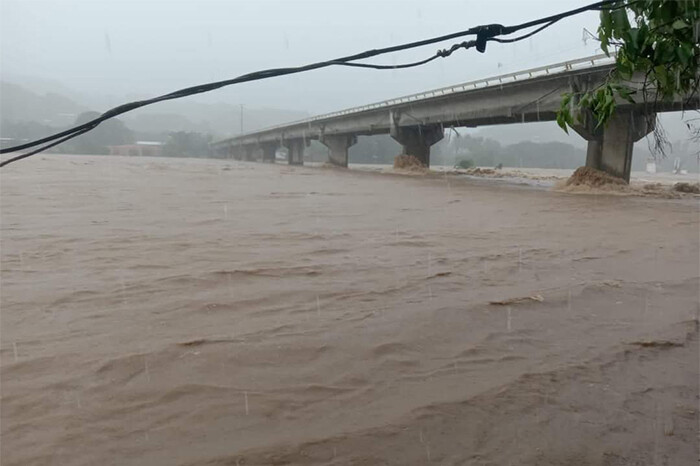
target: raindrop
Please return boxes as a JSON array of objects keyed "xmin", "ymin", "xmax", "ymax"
[
  {"xmin": 518, "ymin": 247, "xmax": 522, "ymax": 273},
  {"xmin": 104, "ymin": 33, "xmax": 112, "ymax": 56},
  {"xmin": 144, "ymin": 356, "xmax": 151, "ymax": 383},
  {"xmin": 644, "ymin": 289, "xmax": 649, "ymax": 315}
]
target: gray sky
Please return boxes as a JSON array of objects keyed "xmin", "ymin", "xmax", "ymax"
[{"xmin": 1, "ymin": 0, "xmax": 602, "ymax": 114}]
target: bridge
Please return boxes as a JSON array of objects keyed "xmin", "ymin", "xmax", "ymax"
[{"xmin": 211, "ymin": 54, "xmax": 696, "ymax": 182}]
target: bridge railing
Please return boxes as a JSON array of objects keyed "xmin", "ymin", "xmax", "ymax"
[{"xmin": 219, "ymin": 53, "xmax": 615, "ymax": 143}]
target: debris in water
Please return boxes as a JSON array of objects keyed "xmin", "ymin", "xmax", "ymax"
[
  {"xmin": 465, "ymin": 167, "xmax": 497, "ymax": 176},
  {"xmin": 566, "ymin": 166, "xmax": 626, "ymax": 187},
  {"xmin": 490, "ymin": 294, "xmax": 544, "ymax": 305},
  {"xmin": 394, "ymin": 155, "xmax": 427, "ymax": 171},
  {"xmin": 673, "ymin": 182, "xmax": 700, "ymax": 194},
  {"xmin": 178, "ymin": 339, "xmax": 208, "ymax": 347},
  {"xmin": 628, "ymin": 340, "xmax": 684, "ymax": 348}
]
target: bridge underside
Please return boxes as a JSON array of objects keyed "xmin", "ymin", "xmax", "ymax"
[
  {"xmin": 215, "ymin": 110, "xmax": 666, "ymax": 182},
  {"xmin": 212, "ymin": 59, "xmax": 696, "ymax": 183}
]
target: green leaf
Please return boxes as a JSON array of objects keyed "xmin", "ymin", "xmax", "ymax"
[
  {"xmin": 672, "ymin": 19, "xmax": 689, "ymax": 30},
  {"xmin": 556, "ymin": 111, "xmax": 569, "ymax": 134},
  {"xmin": 677, "ymin": 43, "xmax": 694, "ymax": 66},
  {"xmin": 600, "ymin": 10, "xmax": 613, "ymax": 35},
  {"xmin": 612, "ymin": 8, "xmax": 631, "ymax": 35},
  {"xmin": 617, "ymin": 59, "xmax": 633, "ymax": 78},
  {"xmin": 617, "ymin": 86, "xmax": 636, "ymax": 104}
]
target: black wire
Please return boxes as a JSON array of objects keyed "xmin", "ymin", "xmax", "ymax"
[
  {"xmin": 491, "ymin": 20, "xmax": 560, "ymax": 44},
  {"xmin": 331, "ymin": 54, "xmax": 442, "ymax": 70},
  {"xmin": 0, "ymin": 125, "xmax": 97, "ymax": 167},
  {"xmin": 499, "ymin": 0, "xmax": 618, "ymax": 35},
  {"xmin": 0, "ymin": 0, "xmax": 622, "ymax": 168},
  {"xmin": 336, "ymin": 40, "xmax": 478, "ymax": 70}
]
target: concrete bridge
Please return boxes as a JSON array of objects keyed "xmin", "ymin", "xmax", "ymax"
[{"xmin": 211, "ymin": 54, "xmax": 696, "ymax": 182}]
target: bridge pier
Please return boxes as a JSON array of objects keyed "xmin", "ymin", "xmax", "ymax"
[
  {"xmin": 243, "ymin": 145, "xmax": 256, "ymax": 162},
  {"xmin": 573, "ymin": 110, "xmax": 655, "ymax": 183},
  {"xmin": 261, "ymin": 143, "xmax": 277, "ymax": 163},
  {"xmin": 284, "ymin": 139, "xmax": 305, "ymax": 165},
  {"xmin": 320, "ymin": 134, "xmax": 356, "ymax": 167},
  {"xmin": 390, "ymin": 125, "xmax": 444, "ymax": 167}
]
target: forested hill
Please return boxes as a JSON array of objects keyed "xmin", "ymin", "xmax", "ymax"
[{"xmin": 0, "ymin": 80, "xmax": 308, "ymax": 140}]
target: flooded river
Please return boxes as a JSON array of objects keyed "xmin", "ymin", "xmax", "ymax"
[{"xmin": 1, "ymin": 155, "xmax": 698, "ymax": 465}]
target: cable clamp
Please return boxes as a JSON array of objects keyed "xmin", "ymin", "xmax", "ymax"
[{"xmin": 474, "ymin": 24, "xmax": 505, "ymax": 53}]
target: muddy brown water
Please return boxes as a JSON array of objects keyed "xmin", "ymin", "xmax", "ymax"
[{"xmin": 1, "ymin": 155, "xmax": 698, "ymax": 465}]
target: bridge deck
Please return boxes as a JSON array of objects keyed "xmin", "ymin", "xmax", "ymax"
[{"xmin": 212, "ymin": 54, "xmax": 617, "ymax": 147}]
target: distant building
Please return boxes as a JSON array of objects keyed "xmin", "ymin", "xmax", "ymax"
[
  {"xmin": 109, "ymin": 141, "xmax": 163, "ymax": 157},
  {"xmin": 645, "ymin": 157, "xmax": 657, "ymax": 174}
]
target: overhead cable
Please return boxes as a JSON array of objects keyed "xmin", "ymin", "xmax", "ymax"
[{"xmin": 0, "ymin": 0, "xmax": 624, "ymax": 168}]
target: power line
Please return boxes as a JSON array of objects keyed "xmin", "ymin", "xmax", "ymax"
[{"xmin": 0, "ymin": 0, "xmax": 623, "ymax": 168}]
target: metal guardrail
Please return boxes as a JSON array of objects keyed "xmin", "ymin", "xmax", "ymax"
[{"xmin": 218, "ymin": 53, "xmax": 616, "ymax": 143}]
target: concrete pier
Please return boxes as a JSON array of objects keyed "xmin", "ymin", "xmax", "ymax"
[
  {"xmin": 285, "ymin": 140, "xmax": 305, "ymax": 165},
  {"xmin": 261, "ymin": 143, "xmax": 277, "ymax": 163},
  {"xmin": 390, "ymin": 125, "xmax": 444, "ymax": 167},
  {"xmin": 574, "ymin": 110, "xmax": 654, "ymax": 182},
  {"xmin": 320, "ymin": 134, "xmax": 356, "ymax": 167},
  {"xmin": 243, "ymin": 145, "xmax": 256, "ymax": 162}
]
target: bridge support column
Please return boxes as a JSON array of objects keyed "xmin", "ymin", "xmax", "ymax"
[
  {"xmin": 284, "ymin": 140, "xmax": 305, "ymax": 165},
  {"xmin": 390, "ymin": 125, "xmax": 444, "ymax": 167},
  {"xmin": 261, "ymin": 143, "xmax": 277, "ymax": 163},
  {"xmin": 242, "ymin": 145, "xmax": 256, "ymax": 162},
  {"xmin": 585, "ymin": 140, "xmax": 603, "ymax": 169},
  {"xmin": 320, "ymin": 134, "xmax": 356, "ymax": 167},
  {"xmin": 600, "ymin": 111, "xmax": 654, "ymax": 182},
  {"xmin": 572, "ymin": 110, "xmax": 654, "ymax": 182}
]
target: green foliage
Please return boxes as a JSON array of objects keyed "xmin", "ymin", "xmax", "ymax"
[
  {"xmin": 163, "ymin": 131, "xmax": 212, "ymax": 157},
  {"xmin": 558, "ymin": 1, "xmax": 700, "ymax": 133},
  {"xmin": 68, "ymin": 111, "xmax": 134, "ymax": 154},
  {"xmin": 435, "ymin": 134, "xmax": 587, "ymax": 169},
  {"xmin": 457, "ymin": 158, "xmax": 475, "ymax": 169}
]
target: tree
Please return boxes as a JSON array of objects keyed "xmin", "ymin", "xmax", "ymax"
[
  {"xmin": 66, "ymin": 111, "xmax": 134, "ymax": 154},
  {"xmin": 557, "ymin": 1, "xmax": 700, "ymax": 155},
  {"xmin": 162, "ymin": 131, "xmax": 212, "ymax": 157}
]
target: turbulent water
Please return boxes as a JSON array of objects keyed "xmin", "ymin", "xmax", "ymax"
[{"xmin": 1, "ymin": 155, "xmax": 698, "ymax": 465}]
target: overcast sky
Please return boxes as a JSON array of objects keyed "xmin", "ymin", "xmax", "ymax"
[{"xmin": 1, "ymin": 0, "xmax": 602, "ymax": 114}]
